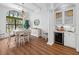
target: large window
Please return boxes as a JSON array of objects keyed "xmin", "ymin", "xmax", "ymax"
[{"xmin": 6, "ymin": 10, "xmax": 23, "ymax": 33}]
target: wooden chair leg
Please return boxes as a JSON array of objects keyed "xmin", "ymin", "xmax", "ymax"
[{"xmin": 8, "ymin": 37, "xmax": 11, "ymax": 48}]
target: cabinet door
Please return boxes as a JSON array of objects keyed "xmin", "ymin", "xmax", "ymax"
[
  {"xmin": 64, "ymin": 9, "xmax": 73, "ymax": 25},
  {"xmin": 64, "ymin": 32, "xmax": 70, "ymax": 46},
  {"xmin": 64, "ymin": 32, "xmax": 75, "ymax": 48},
  {"xmin": 69, "ymin": 32, "xmax": 75, "ymax": 48},
  {"xmin": 55, "ymin": 12, "xmax": 62, "ymax": 25}
]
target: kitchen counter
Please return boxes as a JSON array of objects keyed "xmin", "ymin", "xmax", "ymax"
[
  {"xmin": 55, "ymin": 30, "xmax": 64, "ymax": 33},
  {"xmin": 55, "ymin": 30, "xmax": 75, "ymax": 33}
]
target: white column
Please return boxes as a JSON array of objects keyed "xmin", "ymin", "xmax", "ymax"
[
  {"xmin": 75, "ymin": 4, "xmax": 79, "ymax": 52},
  {"xmin": 47, "ymin": 4, "xmax": 55, "ymax": 45},
  {"xmin": 62, "ymin": 10, "xmax": 65, "ymax": 25}
]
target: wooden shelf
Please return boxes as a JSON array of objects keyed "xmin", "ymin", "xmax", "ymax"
[{"xmin": 6, "ymin": 16, "xmax": 22, "ymax": 20}]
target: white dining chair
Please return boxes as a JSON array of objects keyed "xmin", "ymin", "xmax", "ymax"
[
  {"xmin": 19, "ymin": 31, "xmax": 25, "ymax": 46},
  {"xmin": 15, "ymin": 31, "xmax": 20, "ymax": 47},
  {"xmin": 7, "ymin": 33, "xmax": 11, "ymax": 48},
  {"xmin": 15, "ymin": 31, "xmax": 25, "ymax": 47},
  {"xmin": 24, "ymin": 30, "xmax": 30, "ymax": 43}
]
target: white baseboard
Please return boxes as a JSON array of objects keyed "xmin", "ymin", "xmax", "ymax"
[{"xmin": 47, "ymin": 42, "xmax": 54, "ymax": 45}]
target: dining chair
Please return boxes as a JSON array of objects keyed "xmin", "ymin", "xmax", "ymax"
[
  {"xmin": 7, "ymin": 33, "xmax": 11, "ymax": 48},
  {"xmin": 7, "ymin": 32, "xmax": 15, "ymax": 48},
  {"xmin": 15, "ymin": 31, "xmax": 25, "ymax": 47},
  {"xmin": 15, "ymin": 31, "xmax": 20, "ymax": 47},
  {"xmin": 24, "ymin": 30, "xmax": 30, "ymax": 43},
  {"xmin": 19, "ymin": 31, "xmax": 25, "ymax": 46}
]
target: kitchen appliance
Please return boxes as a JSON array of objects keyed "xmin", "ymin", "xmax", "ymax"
[{"xmin": 54, "ymin": 32, "xmax": 64, "ymax": 45}]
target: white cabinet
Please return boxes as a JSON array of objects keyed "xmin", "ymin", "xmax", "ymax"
[
  {"xmin": 64, "ymin": 32, "xmax": 75, "ymax": 48},
  {"xmin": 55, "ymin": 8, "xmax": 74, "ymax": 25},
  {"xmin": 31, "ymin": 28, "xmax": 41, "ymax": 37}
]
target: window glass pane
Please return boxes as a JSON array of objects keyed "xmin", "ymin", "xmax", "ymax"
[
  {"xmin": 16, "ymin": 20, "xmax": 22, "ymax": 24},
  {"xmin": 6, "ymin": 25, "xmax": 15, "ymax": 32},
  {"xmin": 6, "ymin": 10, "xmax": 23, "ymax": 33}
]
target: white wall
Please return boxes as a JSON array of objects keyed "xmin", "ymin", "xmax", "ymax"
[
  {"xmin": 0, "ymin": 5, "xmax": 10, "ymax": 34},
  {"xmin": 29, "ymin": 11, "xmax": 41, "ymax": 28},
  {"xmin": 40, "ymin": 10, "xmax": 49, "ymax": 33},
  {"xmin": 29, "ymin": 9, "xmax": 49, "ymax": 34}
]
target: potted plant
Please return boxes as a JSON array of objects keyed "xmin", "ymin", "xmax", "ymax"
[{"xmin": 23, "ymin": 20, "xmax": 30, "ymax": 29}]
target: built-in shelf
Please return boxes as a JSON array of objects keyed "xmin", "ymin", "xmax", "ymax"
[
  {"xmin": 55, "ymin": 12, "xmax": 62, "ymax": 25},
  {"xmin": 55, "ymin": 8, "xmax": 74, "ymax": 25}
]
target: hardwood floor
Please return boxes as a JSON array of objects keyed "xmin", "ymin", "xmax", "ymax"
[{"xmin": 0, "ymin": 36, "xmax": 79, "ymax": 55}]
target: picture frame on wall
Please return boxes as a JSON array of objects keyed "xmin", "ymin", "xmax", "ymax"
[{"xmin": 34, "ymin": 19, "xmax": 40, "ymax": 26}]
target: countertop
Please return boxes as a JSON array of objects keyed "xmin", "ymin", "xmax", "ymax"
[
  {"xmin": 55, "ymin": 30, "xmax": 75, "ymax": 33},
  {"xmin": 54, "ymin": 30, "xmax": 64, "ymax": 33}
]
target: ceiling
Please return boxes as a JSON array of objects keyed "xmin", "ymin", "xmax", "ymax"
[
  {"xmin": 18, "ymin": 3, "xmax": 76, "ymax": 12},
  {"xmin": 0, "ymin": 3, "xmax": 76, "ymax": 12},
  {"xmin": 15, "ymin": 3, "xmax": 49, "ymax": 12},
  {"xmin": 0, "ymin": 3, "xmax": 49, "ymax": 13},
  {"xmin": 54, "ymin": 3, "xmax": 76, "ymax": 11}
]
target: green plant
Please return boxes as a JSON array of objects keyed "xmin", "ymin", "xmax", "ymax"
[{"xmin": 24, "ymin": 20, "xmax": 30, "ymax": 29}]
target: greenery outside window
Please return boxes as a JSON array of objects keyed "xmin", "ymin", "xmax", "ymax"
[{"xmin": 6, "ymin": 10, "xmax": 23, "ymax": 33}]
